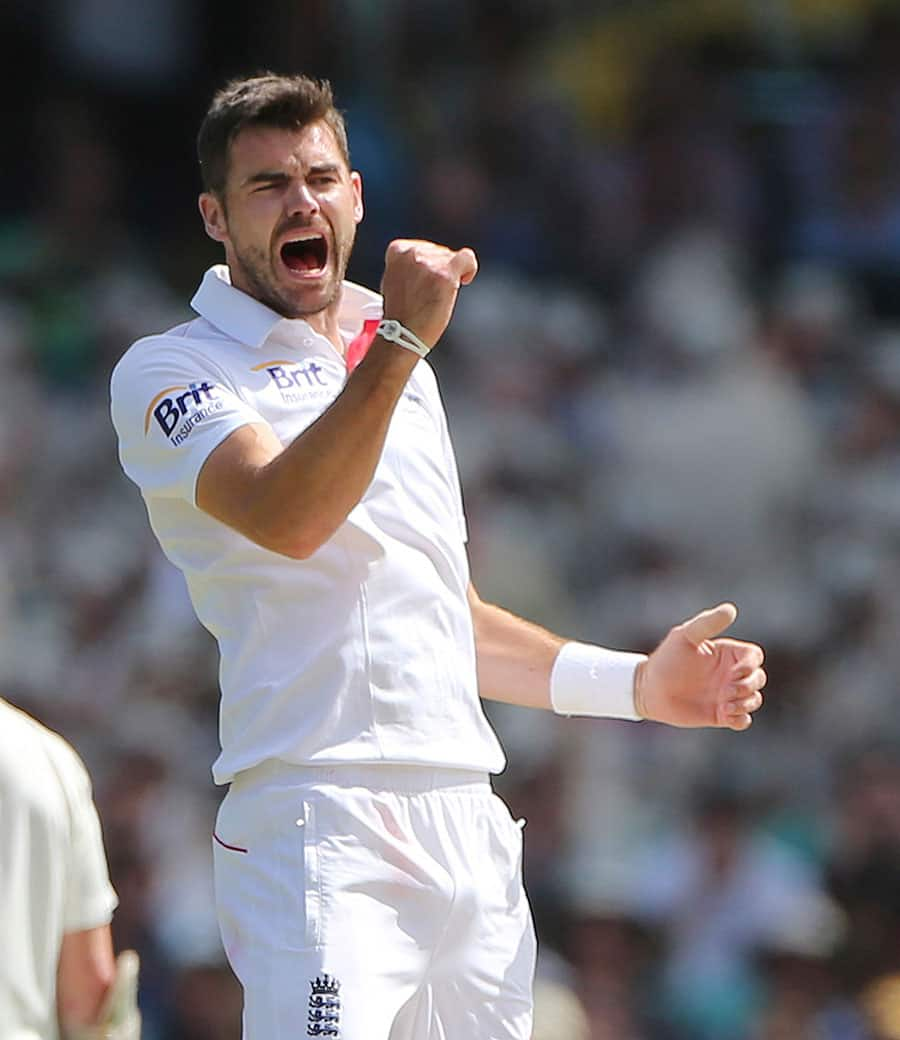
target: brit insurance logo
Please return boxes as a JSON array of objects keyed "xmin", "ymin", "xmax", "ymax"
[
  {"xmin": 252, "ymin": 359, "xmax": 333, "ymax": 405},
  {"xmin": 144, "ymin": 381, "xmax": 223, "ymax": 445}
]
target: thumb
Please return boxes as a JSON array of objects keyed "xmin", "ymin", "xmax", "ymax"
[
  {"xmin": 451, "ymin": 247, "xmax": 479, "ymax": 286},
  {"xmin": 680, "ymin": 602, "xmax": 738, "ymax": 646}
]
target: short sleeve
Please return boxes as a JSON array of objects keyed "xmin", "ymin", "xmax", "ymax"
[
  {"xmin": 48, "ymin": 737, "xmax": 118, "ymax": 933},
  {"xmin": 111, "ymin": 337, "xmax": 266, "ymax": 505}
]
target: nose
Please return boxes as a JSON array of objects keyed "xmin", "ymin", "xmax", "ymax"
[{"xmin": 285, "ymin": 180, "xmax": 319, "ymax": 219}]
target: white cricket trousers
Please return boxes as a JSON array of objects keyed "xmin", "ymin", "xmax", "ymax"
[{"xmin": 213, "ymin": 762, "xmax": 537, "ymax": 1040}]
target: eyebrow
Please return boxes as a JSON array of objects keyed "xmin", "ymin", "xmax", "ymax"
[
  {"xmin": 240, "ymin": 163, "xmax": 343, "ymax": 188},
  {"xmin": 241, "ymin": 170, "xmax": 291, "ymax": 188},
  {"xmin": 308, "ymin": 163, "xmax": 341, "ymax": 176}
]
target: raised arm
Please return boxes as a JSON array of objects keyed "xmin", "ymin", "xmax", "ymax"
[
  {"xmin": 197, "ymin": 240, "xmax": 478, "ymax": 558},
  {"xmin": 468, "ymin": 583, "xmax": 766, "ymax": 730}
]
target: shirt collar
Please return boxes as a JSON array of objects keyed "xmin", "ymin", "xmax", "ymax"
[{"xmin": 190, "ymin": 264, "xmax": 383, "ymax": 350}]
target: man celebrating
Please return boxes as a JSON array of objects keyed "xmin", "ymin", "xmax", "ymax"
[{"xmin": 110, "ymin": 73, "xmax": 765, "ymax": 1039}]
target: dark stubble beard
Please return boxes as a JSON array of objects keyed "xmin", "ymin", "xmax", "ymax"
[{"xmin": 230, "ymin": 225, "xmax": 356, "ymax": 320}]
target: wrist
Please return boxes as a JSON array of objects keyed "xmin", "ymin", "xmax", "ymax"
[
  {"xmin": 376, "ymin": 318, "xmax": 430, "ymax": 358},
  {"xmin": 354, "ymin": 328, "xmax": 421, "ymax": 386},
  {"xmin": 549, "ymin": 641, "xmax": 647, "ymax": 721},
  {"xmin": 64, "ymin": 950, "xmax": 141, "ymax": 1040}
]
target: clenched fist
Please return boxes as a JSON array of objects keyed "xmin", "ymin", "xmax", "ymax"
[{"xmin": 380, "ymin": 239, "xmax": 478, "ymax": 349}]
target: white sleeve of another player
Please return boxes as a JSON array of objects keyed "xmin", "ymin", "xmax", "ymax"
[
  {"xmin": 45, "ymin": 734, "xmax": 119, "ymax": 934},
  {"xmin": 111, "ymin": 337, "xmax": 266, "ymax": 506}
]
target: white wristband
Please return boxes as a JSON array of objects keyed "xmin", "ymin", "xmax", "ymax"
[
  {"xmin": 550, "ymin": 642, "xmax": 647, "ymax": 721},
  {"xmin": 377, "ymin": 318, "xmax": 430, "ymax": 358}
]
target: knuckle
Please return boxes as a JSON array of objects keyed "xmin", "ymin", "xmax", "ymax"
[
  {"xmin": 385, "ymin": 239, "xmax": 414, "ymax": 261},
  {"xmin": 435, "ymin": 264, "xmax": 456, "ymax": 285}
]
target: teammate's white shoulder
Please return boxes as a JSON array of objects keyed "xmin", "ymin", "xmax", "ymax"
[{"xmin": 0, "ymin": 698, "xmax": 89, "ymax": 787}]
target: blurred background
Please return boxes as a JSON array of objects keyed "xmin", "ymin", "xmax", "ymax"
[{"xmin": 3, "ymin": 0, "xmax": 900, "ymax": 1036}]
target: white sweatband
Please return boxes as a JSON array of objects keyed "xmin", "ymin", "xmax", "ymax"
[
  {"xmin": 550, "ymin": 642, "xmax": 647, "ymax": 721},
  {"xmin": 377, "ymin": 318, "xmax": 430, "ymax": 358}
]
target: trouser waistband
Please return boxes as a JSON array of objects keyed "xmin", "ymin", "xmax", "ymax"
[{"xmin": 229, "ymin": 759, "xmax": 491, "ymax": 795}]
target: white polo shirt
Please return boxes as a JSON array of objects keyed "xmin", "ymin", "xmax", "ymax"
[
  {"xmin": 0, "ymin": 699, "xmax": 118, "ymax": 1040},
  {"xmin": 111, "ymin": 266, "xmax": 505, "ymax": 784}
]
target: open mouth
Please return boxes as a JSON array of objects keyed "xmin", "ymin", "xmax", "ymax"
[{"xmin": 280, "ymin": 235, "xmax": 328, "ymax": 274}]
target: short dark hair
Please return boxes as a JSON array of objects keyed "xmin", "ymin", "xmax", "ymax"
[{"xmin": 197, "ymin": 72, "xmax": 350, "ymax": 196}]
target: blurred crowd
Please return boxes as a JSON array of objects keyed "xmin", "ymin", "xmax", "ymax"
[{"xmin": 3, "ymin": 0, "xmax": 900, "ymax": 1036}]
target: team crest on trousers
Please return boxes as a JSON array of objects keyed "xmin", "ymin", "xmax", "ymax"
[{"xmin": 307, "ymin": 973, "xmax": 341, "ymax": 1036}]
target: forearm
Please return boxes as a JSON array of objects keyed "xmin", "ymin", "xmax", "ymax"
[
  {"xmin": 57, "ymin": 926, "xmax": 115, "ymax": 1031},
  {"xmin": 261, "ymin": 339, "xmax": 417, "ymax": 553},
  {"xmin": 469, "ymin": 584, "xmax": 645, "ymax": 719},
  {"xmin": 469, "ymin": 585, "xmax": 564, "ymax": 709},
  {"xmin": 61, "ymin": 948, "xmax": 141, "ymax": 1040},
  {"xmin": 199, "ymin": 338, "xmax": 418, "ymax": 558}
]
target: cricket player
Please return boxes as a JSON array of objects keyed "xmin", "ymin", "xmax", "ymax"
[
  {"xmin": 110, "ymin": 73, "xmax": 766, "ymax": 1039},
  {"xmin": 0, "ymin": 697, "xmax": 141, "ymax": 1039}
]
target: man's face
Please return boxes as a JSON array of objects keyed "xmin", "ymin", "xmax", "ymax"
[{"xmin": 199, "ymin": 121, "xmax": 363, "ymax": 323}]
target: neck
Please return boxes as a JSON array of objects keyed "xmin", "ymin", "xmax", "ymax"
[
  {"xmin": 224, "ymin": 256, "xmax": 347, "ymax": 355},
  {"xmin": 300, "ymin": 306, "xmax": 345, "ymax": 355}
]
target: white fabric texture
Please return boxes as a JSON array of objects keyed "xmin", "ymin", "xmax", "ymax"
[
  {"xmin": 110, "ymin": 266, "xmax": 505, "ymax": 783},
  {"xmin": 213, "ymin": 762, "xmax": 535, "ymax": 1040},
  {"xmin": 0, "ymin": 699, "xmax": 117, "ymax": 1040}
]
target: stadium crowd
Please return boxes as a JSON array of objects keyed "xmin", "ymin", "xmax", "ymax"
[{"xmin": 3, "ymin": 0, "xmax": 900, "ymax": 1036}]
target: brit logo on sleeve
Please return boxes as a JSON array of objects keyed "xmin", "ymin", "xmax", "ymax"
[
  {"xmin": 144, "ymin": 382, "xmax": 224, "ymax": 445},
  {"xmin": 307, "ymin": 974, "xmax": 341, "ymax": 1037}
]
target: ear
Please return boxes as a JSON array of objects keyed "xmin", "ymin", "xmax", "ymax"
[
  {"xmin": 199, "ymin": 192, "xmax": 229, "ymax": 243},
  {"xmin": 350, "ymin": 171, "xmax": 364, "ymax": 224}
]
